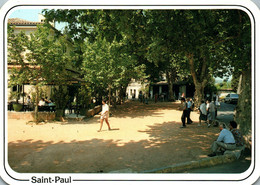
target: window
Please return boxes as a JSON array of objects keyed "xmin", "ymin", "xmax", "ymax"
[{"xmin": 12, "ymin": 85, "xmax": 22, "ymax": 93}]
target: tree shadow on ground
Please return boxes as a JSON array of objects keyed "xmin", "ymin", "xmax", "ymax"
[{"xmin": 8, "ymin": 121, "xmax": 220, "ymax": 173}]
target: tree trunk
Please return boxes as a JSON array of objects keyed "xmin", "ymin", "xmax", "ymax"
[
  {"xmin": 187, "ymin": 53, "xmax": 208, "ymax": 107},
  {"xmin": 118, "ymin": 85, "xmax": 127, "ymax": 104},
  {"xmin": 193, "ymin": 84, "xmax": 205, "ymax": 107},
  {"xmin": 236, "ymin": 74, "xmax": 243, "ymax": 94},
  {"xmin": 108, "ymin": 85, "xmax": 111, "ymax": 106},
  {"xmin": 166, "ymin": 70, "xmax": 175, "ymax": 101},
  {"xmin": 22, "ymin": 84, "xmax": 25, "ymax": 109},
  {"xmin": 168, "ymin": 81, "xmax": 174, "ymax": 101},
  {"xmin": 34, "ymin": 84, "xmax": 39, "ymax": 123},
  {"xmin": 234, "ymin": 67, "xmax": 251, "ymax": 136}
]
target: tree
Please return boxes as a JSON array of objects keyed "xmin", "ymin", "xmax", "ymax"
[
  {"xmin": 145, "ymin": 10, "xmax": 191, "ymax": 100},
  {"xmin": 8, "ymin": 25, "xmax": 29, "ymax": 104},
  {"xmin": 8, "ymin": 24, "xmax": 74, "ymax": 121},
  {"xmin": 226, "ymin": 10, "xmax": 251, "ymax": 135},
  {"xmin": 42, "ymin": 9, "xmax": 252, "ymax": 136},
  {"xmin": 82, "ymin": 37, "xmax": 147, "ymax": 106}
]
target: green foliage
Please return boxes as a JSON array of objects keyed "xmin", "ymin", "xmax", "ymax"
[
  {"xmin": 8, "ymin": 91, "xmax": 24, "ymax": 103},
  {"xmin": 8, "ymin": 25, "xmax": 29, "ymax": 102},
  {"xmin": 42, "ymin": 9, "xmax": 251, "ymax": 125},
  {"xmin": 215, "ymin": 81, "xmax": 232, "ymax": 90},
  {"xmin": 51, "ymin": 85, "xmax": 70, "ymax": 117},
  {"xmin": 204, "ymin": 78, "xmax": 218, "ymax": 95},
  {"xmin": 82, "ymin": 37, "xmax": 147, "ymax": 100},
  {"xmin": 26, "ymin": 25, "xmax": 73, "ymax": 85},
  {"xmin": 8, "ymin": 23, "xmax": 75, "ymax": 121},
  {"xmin": 77, "ymin": 85, "xmax": 92, "ymax": 109}
]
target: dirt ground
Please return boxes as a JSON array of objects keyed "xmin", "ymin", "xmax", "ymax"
[{"xmin": 8, "ymin": 101, "xmax": 220, "ymax": 173}]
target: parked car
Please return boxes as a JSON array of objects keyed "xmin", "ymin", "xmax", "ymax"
[
  {"xmin": 224, "ymin": 93, "xmax": 239, "ymax": 104},
  {"xmin": 218, "ymin": 93, "xmax": 229, "ymax": 101}
]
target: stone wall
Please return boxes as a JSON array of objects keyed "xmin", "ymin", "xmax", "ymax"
[{"xmin": 8, "ymin": 111, "xmax": 55, "ymax": 121}]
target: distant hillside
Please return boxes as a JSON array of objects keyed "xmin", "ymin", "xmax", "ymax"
[
  {"xmin": 214, "ymin": 76, "xmax": 232, "ymax": 84},
  {"xmin": 215, "ymin": 78, "xmax": 223, "ymax": 83}
]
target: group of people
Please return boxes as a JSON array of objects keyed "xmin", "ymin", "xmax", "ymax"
[
  {"xmin": 138, "ymin": 92, "xmax": 149, "ymax": 104},
  {"xmin": 94, "ymin": 96, "xmax": 245, "ymax": 159},
  {"xmin": 198, "ymin": 99, "xmax": 219, "ymax": 127},
  {"xmin": 208, "ymin": 121, "xmax": 244, "ymax": 157},
  {"xmin": 179, "ymin": 97, "xmax": 244, "ymax": 156},
  {"xmin": 38, "ymin": 97, "xmax": 55, "ymax": 106}
]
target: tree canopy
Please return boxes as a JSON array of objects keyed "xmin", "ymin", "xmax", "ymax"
[
  {"xmin": 9, "ymin": 8, "xmax": 251, "ymax": 132},
  {"xmin": 43, "ymin": 9, "xmax": 250, "ymax": 103}
]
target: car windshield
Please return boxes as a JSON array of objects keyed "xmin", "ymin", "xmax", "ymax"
[{"xmin": 230, "ymin": 94, "xmax": 239, "ymax": 98}]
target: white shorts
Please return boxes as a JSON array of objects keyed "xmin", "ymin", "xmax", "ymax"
[{"xmin": 100, "ymin": 112, "xmax": 109, "ymax": 120}]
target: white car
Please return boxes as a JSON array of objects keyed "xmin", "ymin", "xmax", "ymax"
[{"xmin": 224, "ymin": 93, "xmax": 239, "ymax": 104}]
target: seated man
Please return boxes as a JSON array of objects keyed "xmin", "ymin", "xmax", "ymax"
[
  {"xmin": 229, "ymin": 121, "xmax": 244, "ymax": 147},
  {"xmin": 208, "ymin": 122, "xmax": 236, "ymax": 157},
  {"xmin": 38, "ymin": 98, "xmax": 46, "ymax": 106}
]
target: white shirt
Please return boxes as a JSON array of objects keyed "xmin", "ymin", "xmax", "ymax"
[
  {"xmin": 38, "ymin": 100, "xmax": 45, "ymax": 106},
  {"xmin": 101, "ymin": 104, "xmax": 109, "ymax": 114},
  {"xmin": 199, "ymin": 103, "xmax": 207, "ymax": 115},
  {"xmin": 217, "ymin": 129, "xmax": 235, "ymax": 144},
  {"xmin": 207, "ymin": 101, "xmax": 215, "ymax": 112}
]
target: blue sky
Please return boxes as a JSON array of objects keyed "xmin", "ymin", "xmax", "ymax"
[
  {"xmin": 8, "ymin": 8, "xmax": 66, "ymax": 30},
  {"xmin": 8, "ymin": 9, "xmax": 43, "ymax": 21}
]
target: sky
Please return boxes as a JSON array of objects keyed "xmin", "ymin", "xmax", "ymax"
[
  {"xmin": 8, "ymin": 8, "xmax": 67, "ymax": 31},
  {"xmin": 8, "ymin": 8, "xmax": 42, "ymax": 21}
]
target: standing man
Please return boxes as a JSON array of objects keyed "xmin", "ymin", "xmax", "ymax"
[
  {"xmin": 98, "ymin": 100, "xmax": 111, "ymax": 132},
  {"xmin": 187, "ymin": 98, "xmax": 193, "ymax": 124},
  {"xmin": 198, "ymin": 100, "xmax": 207, "ymax": 126},
  {"xmin": 206, "ymin": 99, "xmax": 216, "ymax": 128},
  {"xmin": 180, "ymin": 97, "xmax": 188, "ymax": 128},
  {"xmin": 208, "ymin": 123, "xmax": 236, "ymax": 157}
]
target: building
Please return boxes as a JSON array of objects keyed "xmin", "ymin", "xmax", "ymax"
[
  {"xmin": 8, "ymin": 16, "xmax": 46, "ymax": 104},
  {"xmin": 126, "ymin": 78, "xmax": 195, "ymax": 101},
  {"xmin": 7, "ymin": 15, "xmax": 78, "ymax": 107},
  {"xmin": 126, "ymin": 79, "xmax": 149, "ymax": 99}
]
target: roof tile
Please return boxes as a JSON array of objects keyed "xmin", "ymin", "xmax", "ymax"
[{"xmin": 8, "ymin": 18, "xmax": 43, "ymax": 25}]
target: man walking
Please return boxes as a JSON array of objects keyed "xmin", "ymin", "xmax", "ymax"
[{"xmin": 180, "ymin": 97, "xmax": 188, "ymax": 128}]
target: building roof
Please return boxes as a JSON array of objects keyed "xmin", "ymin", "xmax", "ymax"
[{"xmin": 8, "ymin": 18, "xmax": 43, "ymax": 26}]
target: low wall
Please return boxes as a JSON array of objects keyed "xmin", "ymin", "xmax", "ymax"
[
  {"xmin": 83, "ymin": 105, "xmax": 102, "ymax": 118},
  {"xmin": 8, "ymin": 111, "xmax": 55, "ymax": 121},
  {"xmin": 94, "ymin": 105, "xmax": 102, "ymax": 114},
  {"xmin": 142, "ymin": 146, "xmax": 245, "ymax": 173}
]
